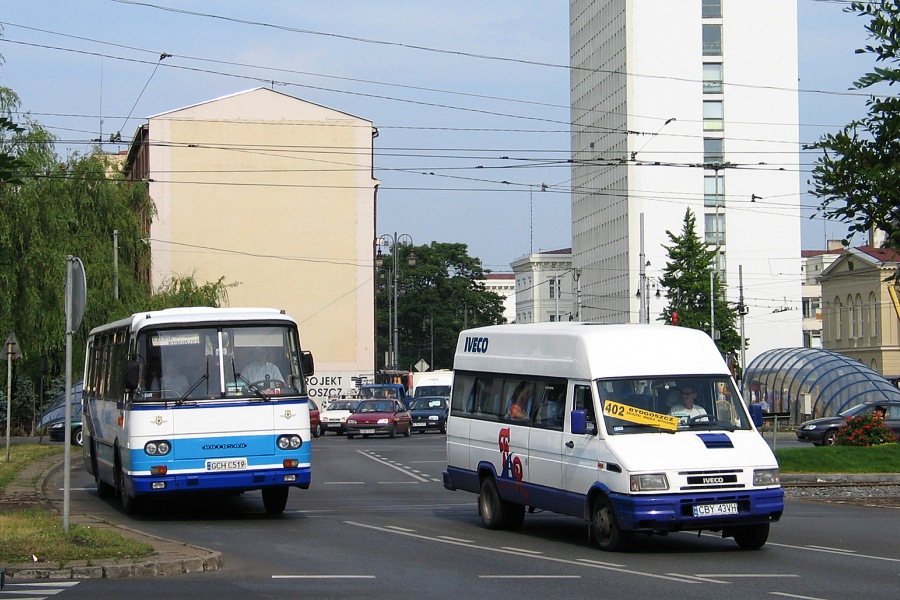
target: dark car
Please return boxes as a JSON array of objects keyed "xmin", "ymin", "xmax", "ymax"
[
  {"xmin": 408, "ymin": 396, "xmax": 449, "ymax": 433},
  {"xmin": 309, "ymin": 398, "xmax": 321, "ymax": 438},
  {"xmin": 37, "ymin": 382, "xmax": 84, "ymax": 447},
  {"xmin": 796, "ymin": 400, "xmax": 900, "ymax": 446},
  {"xmin": 345, "ymin": 399, "xmax": 412, "ymax": 439}
]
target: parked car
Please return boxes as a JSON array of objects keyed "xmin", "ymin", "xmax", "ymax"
[
  {"xmin": 37, "ymin": 382, "xmax": 84, "ymax": 447},
  {"xmin": 408, "ymin": 396, "xmax": 449, "ymax": 433},
  {"xmin": 345, "ymin": 399, "xmax": 412, "ymax": 439},
  {"xmin": 319, "ymin": 399, "xmax": 360, "ymax": 435},
  {"xmin": 796, "ymin": 400, "xmax": 900, "ymax": 446},
  {"xmin": 309, "ymin": 398, "xmax": 321, "ymax": 438}
]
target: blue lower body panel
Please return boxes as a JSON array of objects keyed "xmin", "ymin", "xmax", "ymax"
[{"xmin": 130, "ymin": 467, "xmax": 311, "ymax": 496}]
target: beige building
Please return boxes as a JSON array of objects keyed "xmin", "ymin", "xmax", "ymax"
[
  {"xmin": 124, "ymin": 88, "xmax": 378, "ymax": 399},
  {"xmin": 480, "ymin": 273, "xmax": 516, "ymax": 324},
  {"xmin": 510, "ymin": 249, "xmax": 576, "ymax": 323},
  {"xmin": 800, "ymin": 243, "xmax": 843, "ymax": 348},
  {"xmin": 820, "ymin": 246, "xmax": 900, "ymax": 380}
]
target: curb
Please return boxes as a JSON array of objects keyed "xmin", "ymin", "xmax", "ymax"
[
  {"xmin": 2, "ymin": 454, "xmax": 223, "ymax": 580},
  {"xmin": 781, "ymin": 472, "xmax": 900, "ymax": 485}
]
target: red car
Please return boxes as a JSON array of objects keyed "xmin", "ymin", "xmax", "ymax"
[
  {"xmin": 345, "ymin": 399, "xmax": 412, "ymax": 439},
  {"xmin": 309, "ymin": 398, "xmax": 321, "ymax": 438}
]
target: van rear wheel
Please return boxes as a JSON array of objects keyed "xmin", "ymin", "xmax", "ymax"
[{"xmin": 479, "ymin": 477, "xmax": 524, "ymax": 530}]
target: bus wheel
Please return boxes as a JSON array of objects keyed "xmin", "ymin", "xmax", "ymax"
[
  {"xmin": 733, "ymin": 523, "xmax": 769, "ymax": 550},
  {"xmin": 590, "ymin": 495, "xmax": 628, "ymax": 551},
  {"xmin": 116, "ymin": 464, "xmax": 142, "ymax": 515},
  {"xmin": 262, "ymin": 487, "xmax": 289, "ymax": 514}
]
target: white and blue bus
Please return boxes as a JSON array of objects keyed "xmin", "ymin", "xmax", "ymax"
[
  {"xmin": 444, "ymin": 323, "xmax": 783, "ymax": 551},
  {"xmin": 82, "ymin": 307, "xmax": 315, "ymax": 514}
]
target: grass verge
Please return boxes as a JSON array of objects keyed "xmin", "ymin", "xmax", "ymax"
[
  {"xmin": 0, "ymin": 443, "xmax": 154, "ymax": 565},
  {"xmin": 775, "ymin": 443, "xmax": 900, "ymax": 473}
]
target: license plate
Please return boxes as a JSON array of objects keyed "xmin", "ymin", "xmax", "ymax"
[
  {"xmin": 692, "ymin": 502, "xmax": 738, "ymax": 517},
  {"xmin": 413, "ymin": 422, "xmax": 427, "ymax": 427},
  {"xmin": 206, "ymin": 458, "xmax": 248, "ymax": 471},
  {"xmin": 359, "ymin": 428, "xmax": 375, "ymax": 434}
]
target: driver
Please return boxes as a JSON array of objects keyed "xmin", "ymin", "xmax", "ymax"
[
  {"xmin": 241, "ymin": 347, "xmax": 284, "ymax": 383},
  {"xmin": 668, "ymin": 386, "xmax": 707, "ymax": 424}
]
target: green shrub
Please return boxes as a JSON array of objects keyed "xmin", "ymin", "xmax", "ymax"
[{"xmin": 835, "ymin": 415, "xmax": 898, "ymax": 446}]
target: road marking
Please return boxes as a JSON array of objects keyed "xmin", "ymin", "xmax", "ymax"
[
  {"xmin": 765, "ymin": 541, "xmax": 900, "ymax": 563},
  {"xmin": 345, "ymin": 520, "xmax": 700, "ymax": 583},
  {"xmin": 501, "ymin": 547, "xmax": 543, "ymax": 554},
  {"xmin": 576, "ymin": 558, "xmax": 626, "ymax": 568},
  {"xmin": 806, "ymin": 545, "xmax": 857, "ymax": 553},
  {"xmin": 479, "ymin": 575, "xmax": 580, "ymax": 579},
  {"xmin": 385, "ymin": 525, "xmax": 416, "ymax": 532},
  {"xmin": 323, "ymin": 481, "xmax": 365, "ymax": 485},
  {"xmin": 357, "ymin": 450, "xmax": 430, "ymax": 482},
  {"xmin": 438, "ymin": 535, "xmax": 475, "ymax": 543},
  {"xmin": 769, "ymin": 593, "xmax": 826, "ymax": 599},
  {"xmin": 272, "ymin": 575, "xmax": 375, "ymax": 579},
  {"xmin": 695, "ymin": 574, "xmax": 801, "ymax": 578},
  {"xmin": 0, "ymin": 580, "xmax": 80, "ymax": 599}
]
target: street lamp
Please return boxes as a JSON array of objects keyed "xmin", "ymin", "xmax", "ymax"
[{"xmin": 375, "ymin": 232, "xmax": 416, "ymax": 372}]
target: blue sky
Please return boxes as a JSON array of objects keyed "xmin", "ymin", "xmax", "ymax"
[{"xmin": 0, "ymin": 1, "xmax": 878, "ymax": 272}]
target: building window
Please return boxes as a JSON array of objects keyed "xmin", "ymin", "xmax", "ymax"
[
  {"xmin": 834, "ymin": 297, "xmax": 842, "ymax": 340},
  {"xmin": 703, "ymin": 24, "xmax": 722, "ymax": 55},
  {"xmin": 705, "ymin": 213, "xmax": 725, "ymax": 245},
  {"xmin": 871, "ymin": 291, "xmax": 879, "ymax": 338},
  {"xmin": 703, "ymin": 100, "xmax": 724, "ymax": 130},
  {"xmin": 704, "ymin": 174, "xmax": 724, "ymax": 208},
  {"xmin": 848, "ymin": 295, "xmax": 856, "ymax": 339},
  {"xmin": 802, "ymin": 297, "xmax": 821, "ymax": 320},
  {"xmin": 855, "ymin": 293, "xmax": 863, "ymax": 339},
  {"xmin": 703, "ymin": 0, "xmax": 722, "ymax": 18},
  {"xmin": 704, "ymin": 138, "xmax": 724, "ymax": 166},
  {"xmin": 703, "ymin": 63, "xmax": 723, "ymax": 93},
  {"xmin": 549, "ymin": 277, "xmax": 557, "ymax": 299}
]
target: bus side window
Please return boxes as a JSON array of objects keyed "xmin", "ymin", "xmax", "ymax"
[{"xmin": 573, "ymin": 384, "xmax": 596, "ymax": 435}]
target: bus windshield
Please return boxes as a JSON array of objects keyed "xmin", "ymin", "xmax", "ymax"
[
  {"xmin": 597, "ymin": 376, "xmax": 751, "ymax": 434},
  {"xmin": 135, "ymin": 324, "xmax": 306, "ymax": 401}
]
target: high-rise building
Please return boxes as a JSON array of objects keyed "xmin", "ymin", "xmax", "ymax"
[{"xmin": 570, "ymin": 0, "xmax": 801, "ymax": 364}]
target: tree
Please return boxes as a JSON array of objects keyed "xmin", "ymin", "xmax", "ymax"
[
  {"xmin": 658, "ymin": 209, "xmax": 742, "ymax": 366},
  {"xmin": 807, "ymin": 1, "xmax": 900, "ymax": 250},
  {"xmin": 375, "ymin": 241, "xmax": 506, "ymax": 373}
]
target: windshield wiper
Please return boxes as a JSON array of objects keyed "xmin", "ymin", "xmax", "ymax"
[
  {"xmin": 682, "ymin": 416, "xmax": 736, "ymax": 432},
  {"xmin": 619, "ymin": 423, "xmax": 676, "ymax": 434}
]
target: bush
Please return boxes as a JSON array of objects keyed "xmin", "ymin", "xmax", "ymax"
[{"xmin": 835, "ymin": 415, "xmax": 898, "ymax": 446}]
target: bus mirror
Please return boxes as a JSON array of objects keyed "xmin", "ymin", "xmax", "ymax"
[
  {"xmin": 301, "ymin": 351, "xmax": 315, "ymax": 376},
  {"xmin": 749, "ymin": 403, "xmax": 763, "ymax": 428},
  {"xmin": 571, "ymin": 409, "xmax": 587, "ymax": 434},
  {"xmin": 125, "ymin": 359, "xmax": 140, "ymax": 391}
]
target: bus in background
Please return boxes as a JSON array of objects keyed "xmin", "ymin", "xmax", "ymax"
[
  {"xmin": 82, "ymin": 307, "xmax": 315, "ymax": 515},
  {"xmin": 411, "ymin": 369, "xmax": 453, "ymax": 399},
  {"xmin": 443, "ymin": 323, "xmax": 783, "ymax": 551}
]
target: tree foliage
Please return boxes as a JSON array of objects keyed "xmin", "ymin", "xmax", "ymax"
[
  {"xmin": 376, "ymin": 241, "xmax": 506, "ymax": 373},
  {"xmin": 658, "ymin": 209, "xmax": 742, "ymax": 367},
  {"xmin": 0, "ymin": 85, "xmax": 232, "ymax": 432},
  {"xmin": 807, "ymin": 1, "xmax": 900, "ymax": 250}
]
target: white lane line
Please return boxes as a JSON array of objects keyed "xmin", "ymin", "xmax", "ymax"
[
  {"xmin": 479, "ymin": 575, "xmax": 581, "ymax": 579},
  {"xmin": 769, "ymin": 593, "xmax": 827, "ymax": 600},
  {"xmin": 576, "ymin": 558, "xmax": 626, "ymax": 568},
  {"xmin": 806, "ymin": 545, "xmax": 857, "ymax": 553},
  {"xmin": 385, "ymin": 525, "xmax": 416, "ymax": 532},
  {"xmin": 666, "ymin": 574, "xmax": 730, "ymax": 584},
  {"xmin": 501, "ymin": 547, "xmax": 543, "ymax": 555},
  {"xmin": 695, "ymin": 574, "xmax": 801, "ymax": 579},
  {"xmin": 765, "ymin": 541, "xmax": 900, "ymax": 563},
  {"xmin": 323, "ymin": 481, "xmax": 365, "ymax": 485},
  {"xmin": 438, "ymin": 535, "xmax": 475, "ymax": 543},
  {"xmin": 272, "ymin": 575, "xmax": 375, "ymax": 579},
  {"xmin": 357, "ymin": 450, "xmax": 430, "ymax": 482},
  {"xmin": 344, "ymin": 520, "xmax": 700, "ymax": 584}
]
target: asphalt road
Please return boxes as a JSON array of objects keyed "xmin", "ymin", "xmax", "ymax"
[{"xmin": 27, "ymin": 432, "xmax": 900, "ymax": 600}]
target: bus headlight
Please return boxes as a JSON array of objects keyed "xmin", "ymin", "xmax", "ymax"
[
  {"xmin": 630, "ymin": 473, "xmax": 669, "ymax": 492},
  {"xmin": 277, "ymin": 434, "xmax": 303, "ymax": 450},
  {"xmin": 753, "ymin": 468, "xmax": 780, "ymax": 486},
  {"xmin": 145, "ymin": 440, "xmax": 171, "ymax": 456}
]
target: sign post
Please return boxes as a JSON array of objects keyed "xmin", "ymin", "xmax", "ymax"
[
  {"xmin": 63, "ymin": 256, "xmax": 86, "ymax": 531},
  {"xmin": 4, "ymin": 332, "xmax": 23, "ymax": 462}
]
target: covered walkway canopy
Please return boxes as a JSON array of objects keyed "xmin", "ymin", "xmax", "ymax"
[{"xmin": 743, "ymin": 347, "xmax": 900, "ymax": 424}]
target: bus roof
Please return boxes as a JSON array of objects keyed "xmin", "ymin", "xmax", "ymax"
[
  {"xmin": 453, "ymin": 322, "xmax": 730, "ymax": 380},
  {"xmin": 88, "ymin": 307, "xmax": 298, "ymax": 336}
]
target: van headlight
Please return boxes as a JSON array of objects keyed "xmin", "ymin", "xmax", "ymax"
[
  {"xmin": 753, "ymin": 468, "xmax": 780, "ymax": 486},
  {"xmin": 630, "ymin": 473, "xmax": 669, "ymax": 492}
]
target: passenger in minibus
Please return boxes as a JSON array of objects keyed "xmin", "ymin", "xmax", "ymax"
[{"xmin": 506, "ymin": 381, "xmax": 533, "ymax": 420}]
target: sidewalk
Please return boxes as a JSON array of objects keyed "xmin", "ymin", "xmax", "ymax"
[{"xmin": 0, "ymin": 452, "xmax": 223, "ymax": 580}]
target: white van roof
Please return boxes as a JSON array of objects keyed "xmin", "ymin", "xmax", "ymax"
[{"xmin": 453, "ymin": 323, "xmax": 730, "ymax": 379}]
